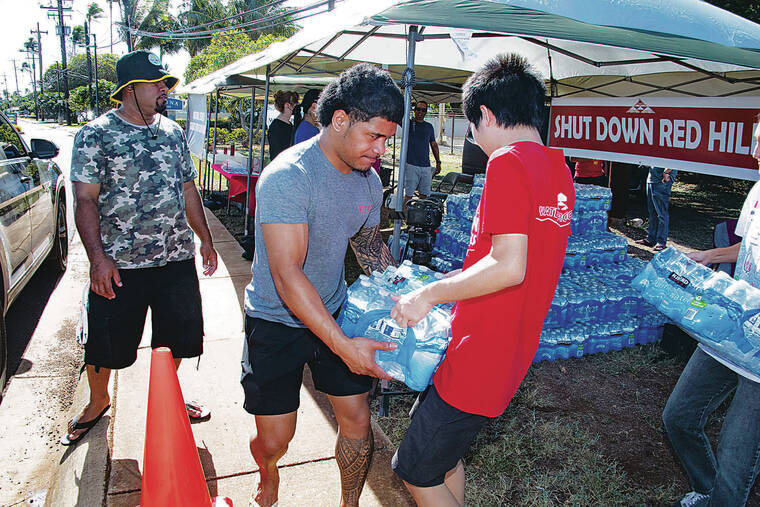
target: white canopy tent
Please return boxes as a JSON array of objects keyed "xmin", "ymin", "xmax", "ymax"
[{"xmin": 180, "ymin": 0, "xmax": 760, "ymax": 259}]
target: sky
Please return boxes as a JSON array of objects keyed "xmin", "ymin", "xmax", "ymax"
[
  {"xmin": 0, "ymin": 0, "xmax": 316, "ymax": 96},
  {"xmin": 0, "ymin": 0, "xmax": 189, "ymax": 96}
]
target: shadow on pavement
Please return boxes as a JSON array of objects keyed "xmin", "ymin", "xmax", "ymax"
[{"xmin": 6, "ymin": 262, "xmax": 64, "ymax": 379}]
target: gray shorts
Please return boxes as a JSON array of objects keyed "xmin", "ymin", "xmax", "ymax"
[{"xmin": 404, "ymin": 163, "xmax": 433, "ymax": 196}]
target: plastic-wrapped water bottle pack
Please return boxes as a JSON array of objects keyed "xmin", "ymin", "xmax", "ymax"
[
  {"xmin": 563, "ymin": 233, "xmax": 630, "ymax": 269},
  {"xmin": 632, "ymin": 247, "xmax": 760, "ymax": 374},
  {"xmin": 338, "ymin": 261, "xmax": 453, "ymax": 391}
]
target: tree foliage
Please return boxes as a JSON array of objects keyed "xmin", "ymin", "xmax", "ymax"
[
  {"xmin": 42, "ymin": 54, "xmax": 118, "ymax": 92},
  {"xmin": 68, "ymin": 80, "xmax": 116, "ymax": 118},
  {"xmin": 178, "ymin": 0, "xmax": 230, "ymax": 56},
  {"xmin": 705, "ymin": 0, "xmax": 760, "ymax": 23},
  {"xmin": 183, "ymin": 30, "xmax": 285, "ymax": 84}
]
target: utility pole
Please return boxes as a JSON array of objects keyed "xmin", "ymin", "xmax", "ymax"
[
  {"xmin": 30, "ymin": 24, "xmax": 47, "ymax": 120},
  {"xmin": 2, "ymin": 74, "xmax": 8, "ymax": 109},
  {"xmin": 20, "ymin": 47, "xmax": 39, "ymax": 121},
  {"xmin": 31, "ymin": 23, "xmax": 47, "ymax": 89},
  {"xmin": 41, "ymin": 0, "xmax": 73, "ymax": 125},
  {"xmin": 92, "ymin": 33, "xmax": 100, "ymax": 116},
  {"xmin": 84, "ymin": 21, "xmax": 93, "ymax": 114},
  {"xmin": 9, "ymin": 59, "xmax": 19, "ymax": 96},
  {"xmin": 108, "ymin": 0, "xmax": 115, "ymax": 53}
]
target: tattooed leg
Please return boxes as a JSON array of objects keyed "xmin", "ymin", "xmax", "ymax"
[{"xmin": 336, "ymin": 429, "xmax": 374, "ymax": 507}]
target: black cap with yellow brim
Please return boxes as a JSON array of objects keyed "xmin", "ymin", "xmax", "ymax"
[{"xmin": 110, "ymin": 50, "xmax": 179, "ymax": 103}]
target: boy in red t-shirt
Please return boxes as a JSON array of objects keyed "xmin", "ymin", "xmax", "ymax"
[{"xmin": 390, "ymin": 54, "xmax": 575, "ymax": 506}]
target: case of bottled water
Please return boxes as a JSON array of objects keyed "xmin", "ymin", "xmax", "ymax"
[
  {"xmin": 632, "ymin": 247, "xmax": 760, "ymax": 374},
  {"xmin": 339, "ymin": 262, "xmax": 452, "ymax": 391}
]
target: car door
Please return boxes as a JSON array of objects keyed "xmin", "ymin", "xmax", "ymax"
[
  {"xmin": 10, "ymin": 125, "xmax": 55, "ymax": 264},
  {"xmin": 0, "ymin": 119, "xmax": 32, "ymax": 290}
]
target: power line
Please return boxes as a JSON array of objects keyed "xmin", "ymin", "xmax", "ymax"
[
  {"xmin": 172, "ymin": 0, "xmax": 291, "ymax": 35},
  {"xmin": 126, "ymin": 0, "xmax": 337, "ymax": 41}
]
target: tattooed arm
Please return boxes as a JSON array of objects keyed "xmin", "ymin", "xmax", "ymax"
[{"xmin": 349, "ymin": 224, "xmax": 396, "ymax": 275}]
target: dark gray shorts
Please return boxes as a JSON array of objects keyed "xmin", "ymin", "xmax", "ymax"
[
  {"xmin": 392, "ymin": 384, "xmax": 490, "ymax": 487},
  {"xmin": 84, "ymin": 259, "xmax": 204, "ymax": 369},
  {"xmin": 241, "ymin": 314, "xmax": 373, "ymax": 415}
]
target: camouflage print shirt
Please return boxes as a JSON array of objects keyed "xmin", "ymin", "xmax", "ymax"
[{"xmin": 70, "ymin": 110, "xmax": 197, "ymax": 269}]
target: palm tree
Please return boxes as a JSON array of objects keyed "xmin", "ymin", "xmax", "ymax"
[
  {"xmin": 107, "ymin": 0, "xmax": 119, "ymax": 53},
  {"xmin": 85, "ymin": 4, "xmax": 104, "ymax": 113},
  {"xmin": 229, "ymin": 0, "xmax": 296, "ymax": 40},
  {"xmin": 119, "ymin": 0, "xmax": 182, "ymax": 58},
  {"xmin": 71, "ymin": 26, "xmax": 86, "ymax": 56},
  {"xmin": 178, "ymin": 0, "xmax": 228, "ymax": 56}
]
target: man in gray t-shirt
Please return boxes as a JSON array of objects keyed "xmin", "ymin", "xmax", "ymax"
[{"xmin": 242, "ymin": 64, "xmax": 403, "ymax": 507}]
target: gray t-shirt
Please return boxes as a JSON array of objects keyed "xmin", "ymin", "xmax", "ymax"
[{"xmin": 245, "ymin": 136, "xmax": 382, "ymax": 327}]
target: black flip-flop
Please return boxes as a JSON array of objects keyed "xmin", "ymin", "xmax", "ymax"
[
  {"xmin": 60, "ymin": 404, "xmax": 111, "ymax": 446},
  {"xmin": 185, "ymin": 400, "xmax": 211, "ymax": 420}
]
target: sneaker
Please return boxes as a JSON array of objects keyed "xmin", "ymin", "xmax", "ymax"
[
  {"xmin": 635, "ymin": 238, "xmax": 655, "ymax": 247},
  {"xmin": 671, "ymin": 491, "xmax": 710, "ymax": 507},
  {"xmin": 653, "ymin": 243, "xmax": 666, "ymax": 251}
]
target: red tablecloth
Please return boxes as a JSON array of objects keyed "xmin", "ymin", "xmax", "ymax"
[{"xmin": 211, "ymin": 163, "xmax": 258, "ymax": 216}]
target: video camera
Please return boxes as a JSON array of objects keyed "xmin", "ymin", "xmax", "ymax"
[{"xmin": 405, "ymin": 198, "xmax": 444, "ymax": 266}]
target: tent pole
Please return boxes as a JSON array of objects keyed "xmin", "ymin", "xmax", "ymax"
[
  {"xmin": 255, "ymin": 66, "xmax": 271, "ymax": 217},
  {"xmin": 202, "ymin": 94, "xmax": 211, "ymax": 198},
  {"xmin": 243, "ymin": 86, "xmax": 257, "ymax": 235},
  {"xmin": 392, "ymin": 25, "xmax": 419, "ymax": 261},
  {"xmin": 392, "ymin": 130, "xmax": 396, "ymax": 188},
  {"xmin": 211, "ymin": 90, "xmax": 220, "ymax": 196}
]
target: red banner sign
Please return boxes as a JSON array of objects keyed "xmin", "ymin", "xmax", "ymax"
[{"xmin": 548, "ymin": 97, "xmax": 760, "ymax": 180}]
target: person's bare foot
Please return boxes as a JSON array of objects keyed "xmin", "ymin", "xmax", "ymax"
[{"xmin": 249, "ymin": 470, "xmax": 279, "ymax": 507}]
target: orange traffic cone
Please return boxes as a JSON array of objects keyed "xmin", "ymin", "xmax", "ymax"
[{"xmin": 139, "ymin": 347, "xmax": 231, "ymax": 507}]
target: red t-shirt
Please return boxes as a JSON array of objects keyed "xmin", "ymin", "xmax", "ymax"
[
  {"xmin": 574, "ymin": 158, "xmax": 605, "ymax": 178},
  {"xmin": 434, "ymin": 142, "xmax": 574, "ymax": 417}
]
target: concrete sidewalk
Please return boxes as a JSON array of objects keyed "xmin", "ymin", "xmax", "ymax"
[{"xmin": 46, "ymin": 210, "xmax": 414, "ymax": 506}]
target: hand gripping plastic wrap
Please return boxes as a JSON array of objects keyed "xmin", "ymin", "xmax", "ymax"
[
  {"xmin": 338, "ymin": 261, "xmax": 453, "ymax": 391},
  {"xmin": 632, "ymin": 247, "xmax": 760, "ymax": 374}
]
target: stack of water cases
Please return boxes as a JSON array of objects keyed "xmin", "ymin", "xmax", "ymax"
[
  {"xmin": 338, "ymin": 261, "xmax": 454, "ymax": 391},
  {"xmin": 633, "ymin": 247, "xmax": 760, "ymax": 374},
  {"xmin": 388, "ymin": 179, "xmax": 666, "ymax": 363},
  {"xmin": 538, "ymin": 184, "xmax": 666, "ymax": 362}
]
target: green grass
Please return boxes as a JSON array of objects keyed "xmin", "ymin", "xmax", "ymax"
[{"xmin": 371, "ymin": 345, "xmax": 685, "ymax": 506}]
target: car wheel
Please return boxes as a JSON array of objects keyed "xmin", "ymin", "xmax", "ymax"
[{"xmin": 50, "ymin": 195, "xmax": 68, "ymax": 273}]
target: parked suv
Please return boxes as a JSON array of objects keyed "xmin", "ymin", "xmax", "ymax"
[{"xmin": 0, "ymin": 113, "xmax": 67, "ymax": 394}]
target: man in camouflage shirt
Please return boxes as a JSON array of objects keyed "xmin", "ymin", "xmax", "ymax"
[{"xmin": 61, "ymin": 51, "xmax": 218, "ymax": 446}]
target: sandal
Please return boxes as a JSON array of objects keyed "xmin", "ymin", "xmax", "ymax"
[
  {"xmin": 635, "ymin": 238, "xmax": 655, "ymax": 247},
  {"xmin": 185, "ymin": 400, "xmax": 211, "ymax": 420},
  {"xmin": 653, "ymin": 243, "xmax": 666, "ymax": 251},
  {"xmin": 60, "ymin": 404, "xmax": 111, "ymax": 446}
]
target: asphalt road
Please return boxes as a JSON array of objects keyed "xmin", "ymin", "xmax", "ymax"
[{"xmin": 0, "ymin": 118, "xmax": 85, "ymax": 506}]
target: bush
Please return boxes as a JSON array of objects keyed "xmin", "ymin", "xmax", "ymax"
[
  {"xmin": 175, "ymin": 118, "xmax": 187, "ymax": 130},
  {"xmin": 208, "ymin": 127, "xmax": 229, "ymax": 145},
  {"xmin": 230, "ymin": 128, "xmax": 248, "ymax": 146}
]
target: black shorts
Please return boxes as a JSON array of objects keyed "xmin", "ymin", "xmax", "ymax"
[
  {"xmin": 392, "ymin": 384, "xmax": 490, "ymax": 487},
  {"xmin": 241, "ymin": 314, "xmax": 373, "ymax": 415},
  {"xmin": 84, "ymin": 259, "xmax": 204, "ymax": 369}
]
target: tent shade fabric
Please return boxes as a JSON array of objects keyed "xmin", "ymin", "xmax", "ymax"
[
  {"xmin": 373, "ymin": 0, "xmax": 760, "ymax": 68},
  {"xmin": 180, "ymin": 0, "xmax": 760, "ymax": 101}
]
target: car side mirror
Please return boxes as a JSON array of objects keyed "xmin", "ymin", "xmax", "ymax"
[{"xmin": 30, "ymin": 138, "xmax": 59, "ymax": 159}]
